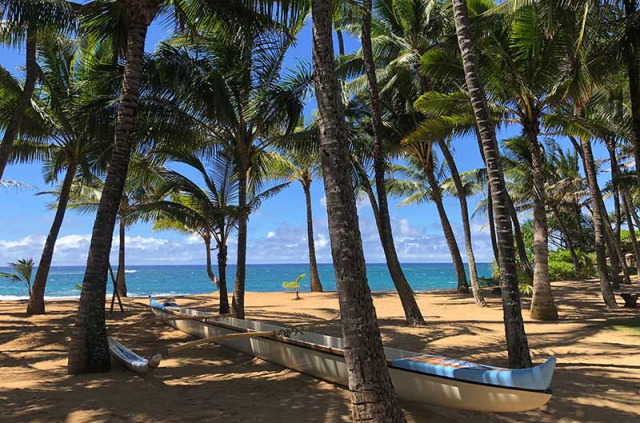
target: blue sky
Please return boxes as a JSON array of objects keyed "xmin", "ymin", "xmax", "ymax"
[{"xmin": 0, "ymin": 13, "xmax": 612, "ymax": 267}]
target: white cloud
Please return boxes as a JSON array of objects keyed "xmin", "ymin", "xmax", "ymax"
[
  {"xmin": 319, "ymin": 196, "xmax": 327, "ymax": 208},
  {"xmin": 0, "ymin": 214, "xmax": 496, "ymax": 266}
]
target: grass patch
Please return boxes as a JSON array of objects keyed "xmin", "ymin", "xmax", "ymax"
[{"xmin": 603, "ymin": 317, "xmax": 640, "ymax": 336}]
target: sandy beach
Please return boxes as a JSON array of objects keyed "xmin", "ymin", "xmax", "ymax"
[{"xmin": 1, "ymin": 279, "xmax": 639, "ymax": 423}]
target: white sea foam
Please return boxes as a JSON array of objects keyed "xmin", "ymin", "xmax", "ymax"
[
  {"xmin": 0, "ymin": 295, "xmax": 80, "ymax": 301},
  {"xmin": 124, "ymin": 270, "xmax": 137, "ymax": 274}
]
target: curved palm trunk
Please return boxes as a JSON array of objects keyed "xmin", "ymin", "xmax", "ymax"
[
  {"xmin": 525, "ymin": 121, "xmax": 558, "ymax": 321},
  {"xmin": 0, "ymin": 24, "xmax": 37, "ymax": 179},
  {"xmin": 232, "ymin": 152, "xmax": 248, "ymax": 319},
  {"xmin": 204, "ymin": 236, "xmax": 218, "ymax": 287},
  {"xmin": 218, "ymin": 242, "xmax": 230, "ymax": 315},
  {"xmin": 68, "ymin": 12, "xmax": 156, "ymax": 374},
  {"xmin": 424, "ymin": 161, "xmax": 469, "ymax": 293},
  {"xmin": 437, "ymin": 139, "xmax": 485, "ymax": 305},
  {"xmin": 116, "ymin": 219, "xmax": 127, "ymax": 297},
  {"xmin": 578, "ymin": 131, "xmax": 617, "ymax": 308},
  {"xmin": 451, "ymin": 0, "xmax": 532, "ymax": 368},
  {"xmin": 303, "ymin": 182, "xmax": 323, "ymax": 292},
  {"xmin": 28, "ymin": 161, "xmax": 77, "ymax": 314},
  {"xmin": 361, "ymin": 0, "xmax": 425, "ymax": 325},
  {"xmin": 312, "ymin": 0, "xmax": 407, "ymax": 420}
]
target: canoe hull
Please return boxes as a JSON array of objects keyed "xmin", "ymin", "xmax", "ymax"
[
  {"xmin": 108, "ymin": 337, "xmax": 161, "ymax": 374},
  {"xmin": 152, "ymin": 305, "xmax": 552, "ymax": 412}
]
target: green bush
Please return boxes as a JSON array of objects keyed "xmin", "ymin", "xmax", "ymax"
[{"xmin": 548, "ymin": 260, "xmax": 575, "ymax": 281}]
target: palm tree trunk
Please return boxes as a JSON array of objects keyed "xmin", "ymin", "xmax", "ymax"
[
  {"xmin": 551, "ymin": 205, "xmax": 581, "ymax": 274},
  {"xmin": 232, "ymin": 151, "xmax": 248, "ymax": 319},
  {"xmin": 116, "ymin": 218, "xmax": 127, "ymax": 297},
  {"xmin": 577, "ymin": 130, "xmax": 617, "ymax": 308},
  {"xmin": 423, "ymin": 160, "xmax": 469, "ymax": 293},
  {"xmin": 0, "ymin": 24, "xmax": 37, "ymax": 180},
  {"xmin": 476, "ymin": 133, "xmax": 532, "ymax": 279},
  {"xmin": 621, "ymin": 192, "xmax": 640, "ymax": 279},
  {"xmin": 623, "ymin": 0, "xmax": 640, "ymax": 185},
  {"xmin": 312, "ymin": 0, "xmax": 407, "ymax": 420},
  {"xmin": 204, "ymin": 235, "xmax": 218, "ymax": 287},
  {"xmin": 303, "ymin": 182, "xmax": 323, "ymax": 292},
  {"xmin": 525, "ymin": 121, "xmax": 558, "ymax": 321},
  {"xmin": 336, "ymin": 28, "xmax": 345, "ymax": 57},
  {"xmin": 508, "ymin": 198, "xmax": 534, "ymax": 280},
  {"xmin": 68, "ymin": 12, "xmax": 157, "ymax": 374},
  {"xmin": 27, "ymin": 161, "xmax": 77, "ymax": 315},
  {"xmin": 361, "ymin": 0, "xmax": 425, "ymax": 325},
  {"xmin": 486, "ymin": 188, "xmax": 500, "ymax": 262},
  {"xmin": 437, "ymin": 139, "xmax": 485, "ymax": 305},
  {"xmin": 218, "ymin": 241, "xmax": 230, "ymax": 315},
  {"xmin": 451, "ymin": 0, "xmax": 532, "ymax": 368}
]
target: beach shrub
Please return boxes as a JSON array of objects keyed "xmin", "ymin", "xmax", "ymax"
[
  {"xmin": 547, "ymin": 260, "xmax": 575, "ymax": 281},
  {"xmin": 547, "ymin": 249, "xmax": 595, "ymax": 280},
  {"xmin": 282, "ymin": 273, "xmax": 306, "ymax": 300}
]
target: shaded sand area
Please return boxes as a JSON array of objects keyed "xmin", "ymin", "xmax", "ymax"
[{"xmin": 1, "ymin": 279, "xmax": 639, "ymax": 423}]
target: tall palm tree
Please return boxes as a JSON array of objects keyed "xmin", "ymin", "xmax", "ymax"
[
  {"xmin": 0, "ymin": 0, "xmax": 77, "ymax": 179},
  {"xmin": 622, "ymin": 0, "xmax": 640, "ymax": 184},
  {"xmin": 468, "ymin": 3, "xmax": 565, "ymax": 320},
  {"xmin": 143, "ymin": 24, "xmax": 311, "ymax": 318},
  {"xmin": 68, "ymin": 0, "xmax": 307, "ymax": 374},
  {"xmin": 387, "ymin": 145, "xmax": 470, "ymax": 294},
  {"xmin": 270, "ymin": 148, "xmax": 324, "ymax": 292},
  {"xmin": 437, "ymin": 138, "xmax": 486, "ymax": 306},
  {"xmin": 358, "ymin": 0, "xmax": 425, "ymax": 325},
  {"xmin": 451, "ymin": 0, "xmax": 532, "ymax": 368},
  {"xmin": 311, "ymin": 0, "xmax": 407, "ymax": 420},
  {"xmin": 1, "ymin": 37, "xmax": 116, "ymax": 314}
]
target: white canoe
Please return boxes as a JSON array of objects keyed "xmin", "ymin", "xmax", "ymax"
[
  {"xmin": 108, "ymin": 336, "xmax": 161, "ymax": 374},
  {"xmin": 150, "ymin": 298, "xmax": 555, "ymax": 412}
]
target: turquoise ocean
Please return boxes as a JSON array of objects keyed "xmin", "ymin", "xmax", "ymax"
[{"xmin": 0, "ymin": 263, "xmax": 493, "ymax": 300}]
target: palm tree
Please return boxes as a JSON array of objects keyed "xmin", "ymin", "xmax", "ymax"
[
  {"xmin": 143, "ymin": 24, "xmax": 311, "ymax": 318},
  {"xmin": 0, "ymin": 0, "xmax": 77, "ymax": 179},
  {"xmin": 387, "ymin": 145, "xmax": 470, "ymax": 294},
  {"xmin": 450, "ymin": 0, "xmax": 532, "ymax": 368},
  {"xmin": 68, "ymin": 0, "xmax": 308, "ymax": 373},
  {"xmin": 437, "ymin": 138, "xmax": 486, "ymax": 306},
  {"xmin": 358, "ymin": 0, "xmax": 425, "ymax": 325},
  {"xmin": 311, "ymin": 0, "xmax": 407, "ymax": 420},
  {"xmin": 0, "ymin": 258, "xmax": 35, "ymax": 298},
  {"xmin": 468, "ymin": 3, "xmax": 565, "ymax": 320},
  {"xmin": 137, "ymin": 152, "xmax": 289, "ymax": 314},
  {"xmin": 3, "ymin": 37, "xmax": 115, "ymax": 314},
  {"xmin": 270, "ymin": 148, "xmax": 324, "ymax": 292},
  {"xmin": 622, "ymin": 0, "xmax": 640, "ymax": 184}
]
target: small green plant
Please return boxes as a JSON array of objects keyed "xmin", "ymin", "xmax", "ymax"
[
  {"xmin": 0, "ymin": 258, "xmax": 35, "ymax": 297},
  {"xmin": 519, "ymin": 283, "xmax": 533, "ymax": 296},
  {"xmin": 282, "ymin": 273, "xmax": 306, "ymax": 300}
]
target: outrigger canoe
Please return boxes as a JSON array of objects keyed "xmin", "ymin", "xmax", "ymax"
[
  {"xmin": 150, "ymin": 297, "xmax": 555, "ymax": 412},
  {"xmin": 108, "ymin": 336, "xmax": 162, "ymax": 374}
]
